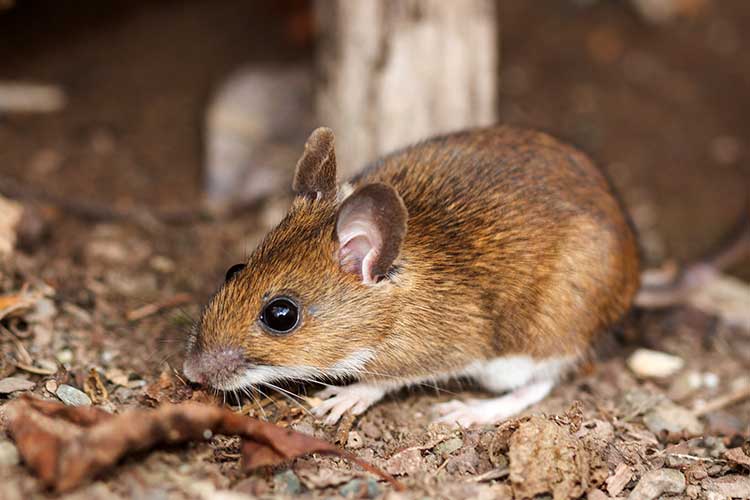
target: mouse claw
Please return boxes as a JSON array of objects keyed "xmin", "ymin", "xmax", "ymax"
[{"xmin": 310, "ymin": 383, "xmax": 386, "ymax": 425}]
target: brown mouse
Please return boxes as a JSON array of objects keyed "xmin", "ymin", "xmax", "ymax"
[{"xmin": 182, "ymin": 125, "xmax": 643, "ymax": 426}]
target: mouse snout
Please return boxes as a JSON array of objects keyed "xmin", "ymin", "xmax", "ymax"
[{"xmin": 182, "ymin": 347, "xmax": 248, "ymax": 389}]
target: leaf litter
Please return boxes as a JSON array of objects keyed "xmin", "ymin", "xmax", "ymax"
[{"xmin": 4, "ymin": 394, "xmax": 403, "ymax": 493}]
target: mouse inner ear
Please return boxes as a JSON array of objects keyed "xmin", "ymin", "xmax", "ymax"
[
  {"xmin": 293, "ymin": 127, "xmax": 337, "ymax": 199},
  {"xmin": 335, "ymin": 183, "xmax": 407, "ymax": 284}
]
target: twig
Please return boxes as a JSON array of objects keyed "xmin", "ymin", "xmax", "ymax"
[
  {"xmin": 693, "ymin": 385, "xmax": 750, "ymax": 416},
  {"xmin": 126, "ymin": 294, "xmax": 193, "ymax": 322},
  {"xmin": 468, "ymin": 467, "xmax": 510, "ymax": 483},
  {"xmin": 15, "ymin": 363, "xmax": 56, "ymax": 376}
]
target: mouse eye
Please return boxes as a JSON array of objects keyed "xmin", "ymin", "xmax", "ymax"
[
  {"xmin": 259, "ymin": 296, "xmax": 300, "ymax": 335},
  {"xmin": 225, "ymin": 263, "xmax": 246, "ymax": 282}
]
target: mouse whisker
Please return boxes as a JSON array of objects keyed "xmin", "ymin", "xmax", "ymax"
[
  {"xmin": 260, "ymin": 382, "xmax": 312, "ymax": 417},
  {"xmin": 292, "ymin": 376, "xmax": 338, "ymax": 389},
  {"xmin": 241, "ymin": 386, "xmax": 267, "ymax": 420}
]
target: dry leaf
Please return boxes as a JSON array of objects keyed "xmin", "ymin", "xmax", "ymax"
[
  {"xmin": 6, "ymin": 395, "xmax": 403, "ymax": 493},
  {"xmin": 83, "ymin": 369, "xmax": 108, "ymax": 404},
  {"xmin": 509, "ymin": 416, "xmax": 607, "ymax": 500}
]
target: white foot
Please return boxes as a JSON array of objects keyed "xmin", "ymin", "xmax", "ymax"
[
  {"xmin": 433, "ymin": 379, "xmax": 554, "ymax": 427},
  {"xmin": 310, "ymin": 383, "xmax": 387, "ymax": 425}
]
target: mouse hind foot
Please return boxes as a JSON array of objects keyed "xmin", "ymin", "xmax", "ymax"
[{"xmin": 433, "ymin": 378, "xmax": 555, "ymax": 427}]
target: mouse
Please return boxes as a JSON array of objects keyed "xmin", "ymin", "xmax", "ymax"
[{"xmin": 182, "ymin": 125, "xmax": 643, "ymax": 427}]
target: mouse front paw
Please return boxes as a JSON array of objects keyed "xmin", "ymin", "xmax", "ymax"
[{"xmin": 310, "ymin": 383, "xmax": 386, "ymax": 425}]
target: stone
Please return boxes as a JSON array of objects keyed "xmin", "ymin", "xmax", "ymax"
[
  {"xmin": 434, "ymin": 437, "xmax": 464, "ymax": 458},
  {"xmin": 361, "ymin": 420, "xmax": 382, "ymax": 439},
  {"xmin": 385, "ymin": 447, "xmax": 424, "ymax": 476},
  {"xmin": 339, "ymin": 478, "xmax": 380, "ymax": 499},
  {"xmin": 0, "ymin": 377, "xmax": 35, "ymax": 394},
  {"xmin": 273, "ymin": 470, "xmax": 301, "ymax": 496},
  {"xmin": 606, "ymin": 463, "xmax": 632, "ymax": 497},
  {"xmin": 627, "ymin": 349, "xmax": 684, "ymax": 378},
  {"xmin": 643, "ymin": 402, "xmax": 703, "ymax": 435},
  {"xmin": 627, "ymin": 469, "xmax": 685, "ymax": 500},
  {"xmin": 587, "ymin": 490, "xmax": 608, "ymax": 500},
  {"xmin": 702, "ymin": 475, "xmax": 750, "ymax": 498},
  {"xmin": 346, "ymin": 430, "xmax": 364, "ymax": 449},
  {"xmin": 56, "ymin": 384, "xmax": 92, "ymax": 406}
]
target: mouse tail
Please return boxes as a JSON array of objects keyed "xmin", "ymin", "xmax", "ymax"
[{"xmin": 634, "ymin": 206, "xmax": 750, "ymax": 309}]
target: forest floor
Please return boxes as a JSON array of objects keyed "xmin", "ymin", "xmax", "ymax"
[{"xmin": 0, "ymin": 1, "xmax": 749, "ymax": 499}]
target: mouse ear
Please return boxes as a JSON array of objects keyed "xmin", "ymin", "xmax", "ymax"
[
  {"xmin": 336, "ymin": 183, "xmax": 408, "ymax": 284},
  {"xmin": 293, "ymin": 127, "xmax": 337, "ymax": 198}
]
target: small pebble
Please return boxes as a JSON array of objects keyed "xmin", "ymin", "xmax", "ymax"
[
  {"xmin": 361, "ymin": 421, "xmax": 382, "ymax": 439},
  {"xmin": 685, "ymin": 484, "xmax": 701, "ymax": 498},
  {"xmin": 628, "ymin": 469, "xmax": 685, "ymax": 500},
  {"xmin": 644, "ymin": 402, "xmax": 703, "ymax": 435},
  {"xmin": 0, "ymin": 377, "xmax": 35, "ymax": 394},
  {"xmin": 56, "ymin": 384, "xmax": 92, "ymax": 406},
  {"xmin": 150, "ymin": 255, "xmax": 176, "ymax": 273},
  {"xmin": 434, "ymin": 437, "xmax": 464, "ymax": 458},
  {"xmin": 346, "ymin": 430, "xmax": 364, "ymax": 449},
  {"xmin": 56, "ymin": 349, "xmax": 74, "ymax": 365},
  {"xmin": 339, "ymin": 478, "xmax": 380, "ymax": 499},
  {"xmin": 291, "ymin": 422, "xmax": 315, "ymax": 436},
  {"xmin": 45, "ymin": 379, "xmax": 58, "ymax": 394},
  {"xmin": 627, "ymin": 349, "xmax": 684, "ymax": 378},
  {"xmin": 36, "ymin": 359, "xmax": 58, "ymax": 373},
  {"xmin": 273, "ymin": 470, "xmax": 301, "ymax": 496}
]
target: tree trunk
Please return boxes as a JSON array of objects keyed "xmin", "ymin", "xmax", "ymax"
[{"xmin": 315, "ymin": 0, "xmax": 499, "ymax": 179}]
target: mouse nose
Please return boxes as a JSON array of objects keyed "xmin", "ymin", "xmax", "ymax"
[{"xmin": 182, "ymin": 348, "xmax": 248, "ymax": 389}]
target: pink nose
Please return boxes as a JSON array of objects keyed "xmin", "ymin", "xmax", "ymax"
[{"xmin": 182, "ymin": 348, "xmax": 247, "ymax": 388}]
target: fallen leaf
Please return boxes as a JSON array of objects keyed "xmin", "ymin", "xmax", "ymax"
[
  {"xmin": 0, "ymin": 290, "xmax": 35, "ymax": 321},
  {"xmin": 6, "ymin": 395, "xmax": 402, "ymax": 493},
  {"xmin": 701, "ymin": 475, "xmax": 750, "ymax": 499},
  {"xmin": 508, "ymin": 416, "xmax": 607, "ymax": 500},
  {"xmin": 385, "ymin": 447, "xmax": 424, "ymax": 476},
  {"xmin": 606, "ymin": 463, "xmax": 632, "ymax": 497},
  {"xmin": 724, "ymin": 447, "xmax": 750, "ymax": 469},
  {"xmin": 143, "ymin": 370, "xmax": 193, "ymax": 405},
  {"xmin": 104, "ymin": 368, "xmax": 129, "ymax": 387},
  {"xmin": 83, "ymin": 369, "xmax": 108, "ymax": 404},
  {"xmin": 0, "ymin": 377, "xmax": 35, "ymax": 394}
]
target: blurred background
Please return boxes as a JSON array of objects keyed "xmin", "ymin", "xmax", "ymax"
[
  {"xmin": 0, "ymin": 0, "xmax": 747, "ymax": 275},
  {"xmin": 0, "ymin": 2, "xmax": 749, "ymax": 497}
]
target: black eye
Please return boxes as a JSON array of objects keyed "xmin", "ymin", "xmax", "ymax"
[
  {"xmin": 259, "ymin": 296, "xmax": 300, "ymax": 334},
  {"xmin": 225, "ymin": 263, "xmax": 246, "ymax": 282}
]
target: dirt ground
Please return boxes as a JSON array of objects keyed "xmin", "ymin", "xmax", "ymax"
[{"xmin": 0, "ymin": 1, "xmax": 749, "ymax": 499}]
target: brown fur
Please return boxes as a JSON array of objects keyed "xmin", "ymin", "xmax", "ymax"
[
  {"xmin": 191, "ymin": 125, "xmax": 641, "ymax": 385},
  {"xmin": 292, "ymin": 127, "xmax": 337, "ymax": 197}
]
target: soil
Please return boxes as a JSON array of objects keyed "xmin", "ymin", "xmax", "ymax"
[{"xmin": 0, "ymin": 1, "xmax": 749, "ymax": 499}]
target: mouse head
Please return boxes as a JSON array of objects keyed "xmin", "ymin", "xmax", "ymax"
[{"xmin": 183, "ymin": 128, "xmax": 408, "ymax": 391}]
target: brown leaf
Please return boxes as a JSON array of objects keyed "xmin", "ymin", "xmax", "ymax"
[
  {"xmin": 508, "ymin": 416, "xmax": 607, "ymax": 500},
  {"xmin": 724, "ymin": 447, "xmax": 750, "ymax": 469},
  {"xmin": 83, "ymin": 369, "xmax": 108, "ymax": 404},
  {"xmin": 143, "ymin": 370, "xmax": 193, "ymax": 405},
  {"xmin": 7, "ymin": 395, "xmax": 403, "ymax": 493}
]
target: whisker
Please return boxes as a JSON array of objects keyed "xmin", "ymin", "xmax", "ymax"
[
  {"xmin": 241, "ymin": 386, "xmax": 267, "ymax": 420},
  {"xmin": 261, "ymin": 382, "xmax": 312, "ymax": 417}
]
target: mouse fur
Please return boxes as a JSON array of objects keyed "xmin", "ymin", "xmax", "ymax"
[{"xmin": 183, "ymin": 125, "xmax": 640, "ymax": 426}]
